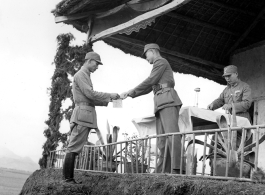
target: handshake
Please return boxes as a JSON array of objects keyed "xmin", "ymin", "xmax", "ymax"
[{"xmin": 110, "ymin": 90, "xmax": 133, "ymax": 101}]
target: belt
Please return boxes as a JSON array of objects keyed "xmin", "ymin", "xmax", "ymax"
[
  {"xmin": 75, "ymin": 102, "xmax": 95, "ymax": 107},
  {"xmin": 153, "ymin": 83, "xmax": 173, "ymax": 94}
]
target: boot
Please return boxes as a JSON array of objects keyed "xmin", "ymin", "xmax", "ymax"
[{"xmin": 62, "ymin": 152, "xmax": 81, "ymax": 184}]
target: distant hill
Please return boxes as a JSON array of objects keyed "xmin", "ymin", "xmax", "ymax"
[{"xmin": 0, "ymin": 145, "xmax": 39, "ymax": 172}]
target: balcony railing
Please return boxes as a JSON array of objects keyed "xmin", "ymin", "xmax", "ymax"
[{"xmin": 48, "ymin": 124, "xmax": 265, "ymax": 181}]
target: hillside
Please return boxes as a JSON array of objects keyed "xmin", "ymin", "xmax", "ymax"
[
  {"xmin": 0, "ymin": 145, "xmax": 39, "ymax": 172},
  {"xmin": 20, "ymin": 169, "xmax": 265, "ymax": 195}
]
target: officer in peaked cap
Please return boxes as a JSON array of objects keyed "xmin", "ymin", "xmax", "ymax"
[
  {"xmin": 222, "ymin": 65, "xmax": 237, "ymax": 77},
  {"xmin": 85, "ymin": 51, "xmax": 103, "ymax": 65},
  {"xmin": 62, "ymin": 51, "xmax": 119, "ymax": 184},
  {"xmin": 121, "ymin": 43, "xmax": 183, "ymax": 174},
  {"xmin": 142, "ymin": 43, "xmax": 160, "ymax": 57},
  {"xmin": 207, "ymin": 65, "xmax": 252, "ymax": 122}
]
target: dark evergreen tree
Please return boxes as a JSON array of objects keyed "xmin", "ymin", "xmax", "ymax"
[{"xmin": 39, "ymin": 33, "xmax": 92, "ymax": 168}]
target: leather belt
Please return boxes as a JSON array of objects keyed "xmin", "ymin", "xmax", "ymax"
[
  {"xmin": 153, "ymin": 83, "xmax": 172, "ymax": 94},
  {"xmin": 75, "ymin": 102, "xmax": 95, "ymax": 107}
]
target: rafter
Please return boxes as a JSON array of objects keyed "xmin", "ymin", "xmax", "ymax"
[
  {"xmin": 107, "ymin": 34, "xmax": 224, "ymax": 71},
  {"xmin": 166, "ymin": 12, "xmax": 239, "ymax": 36},
  {"xmin": 205, "ymin": 0, "xmax": 265, "ymax": 20},
  {"xmin": 91, "ymin": 0, "xmax": 192, "ymax": 42},
  {"xmin": 104, "ymin": 37, "xmax": 224, "ymax": 84},
  {"xmin": 66, "ymin": 0, "xmax": 93, "ymax": 15},
  {"xmin": 226, "ymin": 6, "xmax": 265, "ymax": 56},
  {"xmin": 55, "ymin": 9, "xmax": 107, "ymax": 23}
]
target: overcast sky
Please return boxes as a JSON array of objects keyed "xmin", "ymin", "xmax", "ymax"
[{"xmin": 0, "ymin": 0, "xmax": 225, "ymax": 164}]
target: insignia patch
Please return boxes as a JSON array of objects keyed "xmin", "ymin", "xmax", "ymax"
[{"xmin": 235, "ymin": 90, "xmax": 241, "ymax": 95}]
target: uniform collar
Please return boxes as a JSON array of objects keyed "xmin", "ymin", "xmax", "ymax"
[
  {"xmin": 153, "ymin": 56, "xmax": 163, "ymax": 64},
  {"xmin": 81, "ymin": 66, "xmax": 91, "ymax": 76},
  {"xmin": 228, "ymin": 78, "xmax": 240, "ymax": 87}
]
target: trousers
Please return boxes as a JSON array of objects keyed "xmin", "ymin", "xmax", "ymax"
[
  {"xmin": 66, "ymin": 123, "xmax": 91, "ymax": 154},
  {"xmin": 155, "ymin": 106, "xmax": 181, "ymax": 173}
]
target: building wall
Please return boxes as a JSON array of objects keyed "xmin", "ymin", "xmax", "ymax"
[
  {"xmin": 231, "ymin": 43, "xmax": 265, "ymax": 100},
  {"xmin": 231, "ymin": 42, "xmax": 265, "ymax": 170}
]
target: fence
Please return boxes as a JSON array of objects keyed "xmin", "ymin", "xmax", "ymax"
[{"xmin": 49, "ymin": 124, "xmax": 265, "ymax": 181}]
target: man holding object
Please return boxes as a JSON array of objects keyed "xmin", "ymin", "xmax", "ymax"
[
  {"xmin": 207, "ymin": 65, "xmax": 252, "ymax": 122},
  {"xmin": 62, "ymin": 52, "xmax": 119, "ymax": 184},
  {"xmin": 121, "ymin": 43, "xmax": 183, "ymax": 174}
]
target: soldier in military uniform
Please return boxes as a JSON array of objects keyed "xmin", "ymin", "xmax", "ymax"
[
  {"xmin": 207, "ymin": 65, "xmax": 252, "ymax": 122},
  {"xmin": 121, "ymin": 43, "xmax": 183, "ymax": 174},
  {"xmin": 62, "ymin": 52, "xmax": 120, "ymax": 184}
]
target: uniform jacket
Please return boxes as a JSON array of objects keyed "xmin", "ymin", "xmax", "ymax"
[
  {"xmin": 211, "ymin": 79, "xmax": 252, "ymax": 114},
  {"xmin": 70, "ymin": 67, "xmax": 111, "ymax": 128},
  {"xmin": 129, "ymin": 57, "xmax": 182, "ymax": 113}
]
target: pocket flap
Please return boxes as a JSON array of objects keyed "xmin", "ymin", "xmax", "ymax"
[
  {"xmin": 77, "ymin": 106, "xmax": 94, "ymax": 124},
  {"xmin": 156, "ymin": 90, "xmax": 174, "ymax": 107}
]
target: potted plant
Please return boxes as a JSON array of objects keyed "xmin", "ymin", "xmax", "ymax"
[
  {"xmin": 186, "ymin": 105, "xmax": 265, "ymax": 178},
  {"xmin": 123, "ymin": 134, "xmax": 148, "ymax": 173},
  {"xmin": 95, "ymin": 122, "xmax": 122, "ymax": 172}
]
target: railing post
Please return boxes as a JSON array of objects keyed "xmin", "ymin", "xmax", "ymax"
[
  {"xmin": 142, "ymin": 139, "xmax": 145, "ymax": 173},
  {"xmin": 120, "ymin": 143, "xmax": 122, "ymax": 173},
  {"xmin": 135, "ymin": 140, "xmax": 139, "ymax": 173},
  {"xmin": 124, "ymin": 142, "xmax": 128, "ymax": 173},
  {"xmin": 255, "ymin": 127, "xmax": 260, "ymax": 171},
  {"xmin": 239, "ymin": 128, "xmax": 246, "ymax": 178},
  {"xmin": 130, "ymin": 141, "xmax": 134, "ymax": 173},
  {"xmin": 225, "ymin": 127, "xmax": 231, "ymax": 177},
  {"xmin": 180, "ymin": 134, "xmax": 185, "ymax": 175},
  {"xmin": 115, "ymin": 144, "xmax": 118, "ymax": 172},
  {"xmin": 148, "ymin": 138, "xmax": 151, "ymax": 173},
  {"xmin": 162, "ymin": 136, "xmax": 168, "ymax": 173},
  {"xmin": 213, "ymin": 132, "xmax": 218, "ymax": 176},
  {"xmin": 192, "ymin": 133, "xmax": 196, "ymax": 175},
  {"xmin": 202, "ymin": 133, "xmax": 207, "ymax": 176},
  {"xmin": 93, "ymin": 146, "xmax": 96, "ymax": 170},
  {"xmin": 171, "ymin": 135, "xmax": 174, "ymax": 174},
  {"xmin": 100, "ymin": 146, "xmax": 104, "ymax": 171},
  {"xmin": 105, "ymin": 145, "xmax": 108, "ymax": 172},
  {"xmin": 110, "ymin": 144, "xmax": 113, "ymax": 172},
  {"xmin": 89, "ymin": 147, "xmax": 93, "ymax": 170},
  {"xmin": 155, "ymin": 137, "xmax": 158, "ymax": 173}
]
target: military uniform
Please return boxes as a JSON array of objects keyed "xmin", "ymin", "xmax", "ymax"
[
  {"xmin": 67, "ymin": 67, "xmax": 111, "ymax": 153},
  {"xmin": 129, "ymin": 55, "xmax": 182, "ymax": 173},
  {"xmin": 63, "ymin": 52, "xmax": 112, "ymax": 183},
  {"xmin": 211, "ymin": 80, "xmax": 252, "ymax": 121},
  {"xmin": 208, "ymin": 66, "xmax": 252, "ymax": 173}
]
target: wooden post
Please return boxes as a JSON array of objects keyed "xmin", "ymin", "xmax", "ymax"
[
  {"xmin": 86, "ymin": 17, "xmax": 93, "ymax": 44},
  {"xmin": 186, "ymin": 137, "xmax": 192, "ymax": 175},
  {"xmin": 231, "ymin": 103, "xmax": 237, "ymax": 151}
]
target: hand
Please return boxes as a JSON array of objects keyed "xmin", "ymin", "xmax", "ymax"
[
  {"xmin": 207, "ymin": 104, "xmax": 213, "ymax": 110},
  {"xmin": 120, "ymin": 92, "xmax": 129, "ymax": 100},
  {"xmin": 120, "ymin": 89, "xmax": 134, "ymax": 100},
  {"xmin": 110, "ymin": 93, "xmax": 120, "ymax": 100},
  {"xmin": 222, "ymin": 104, "xmax": 232, "ymax": 110}
]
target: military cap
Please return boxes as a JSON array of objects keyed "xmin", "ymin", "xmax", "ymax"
[
  {"xmin": 142, "ymin": 43, "xmax": 160, "ymax": 57},
  {"xmin": 223, "ymin": 65, "xmax": 238, "ymax": 77},
  {"xmin": 85, "ymin": 52, "xmax": 103, "ymax": 65}
]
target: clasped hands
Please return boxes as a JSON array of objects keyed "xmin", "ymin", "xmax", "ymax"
[
  {"xmin": 110, "ymin": 90, "xmax": 133, "ymax": 101},
  {"xmin": 110, "ymin": 93, "xmax": 120, "ymax": 101},
  {"xmin": 119, "ymin": 90, "xmax": 133, "ymax": 100}
]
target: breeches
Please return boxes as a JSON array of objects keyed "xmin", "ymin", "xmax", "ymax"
[
  {"xmin": 156, "ymin": 106, "xmax": 182, "ymax": 173},
  {"xmin": 66, "ymin": 123, "xmax": 91, "ymax": 154}
]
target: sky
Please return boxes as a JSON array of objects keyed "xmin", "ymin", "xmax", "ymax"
[{"xmin": 0, "ymin": 0, "xmax": 226, "ymax": 164}]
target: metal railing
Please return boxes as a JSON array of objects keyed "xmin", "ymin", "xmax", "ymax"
[{"xmin": 48, "ymin": 124, "xmax": 265, "ymax": 181}]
